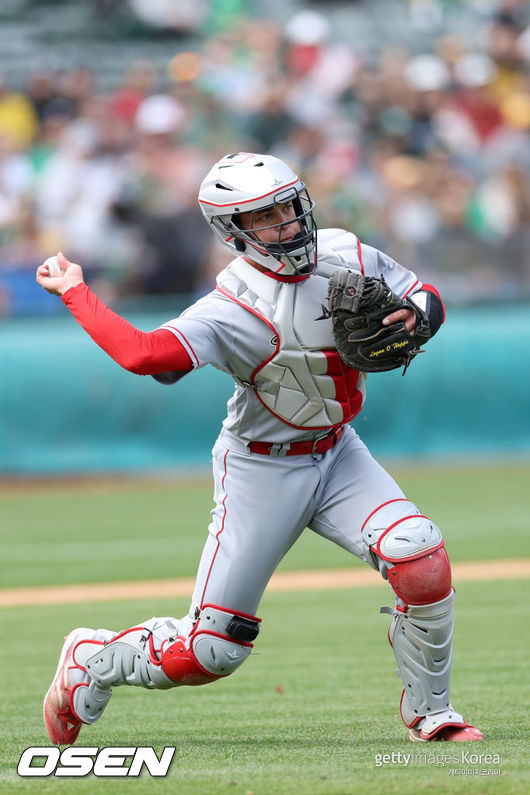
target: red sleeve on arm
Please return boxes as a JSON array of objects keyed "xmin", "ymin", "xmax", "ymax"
[{"xmin": 62, "ymin": 283, "xmax": 193, "ymax": 375}]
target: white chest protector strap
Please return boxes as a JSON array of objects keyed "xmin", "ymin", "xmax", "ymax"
[{"xmin": 216, "ymin": 230, "xmax": 366, "ymax": 429}]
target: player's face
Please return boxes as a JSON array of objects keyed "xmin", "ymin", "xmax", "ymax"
[{"xmin": 238, "ymin": 201, "xmax": 301, "ymax": 243}]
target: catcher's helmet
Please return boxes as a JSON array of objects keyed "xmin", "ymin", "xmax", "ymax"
[{"xmin": 198, "ymin": 152, "xmax": 317, "ymax": 275}]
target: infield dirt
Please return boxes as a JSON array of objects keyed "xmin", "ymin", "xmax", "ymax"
[{"xmin": 1, "ymin": 558, "xmax": 528, "ymax": 608}]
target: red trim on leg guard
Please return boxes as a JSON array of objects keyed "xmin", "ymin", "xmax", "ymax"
[
  {"xmin": 400, "ymin": 689, "xmax": 422, "ymax": 729},
  {"xmin": 160, "ymin": 638, "xmax": 221, "ymax": 686},
  {"xmin": 387, "ymin": 548, "xmax": 452, "ymax": 605}
]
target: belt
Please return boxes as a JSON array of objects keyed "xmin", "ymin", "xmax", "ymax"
[{"xmin": 248, "ymin": 426, "xmax": 343, "ymax": 457}]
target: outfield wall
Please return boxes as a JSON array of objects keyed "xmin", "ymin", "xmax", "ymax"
[{"xmin": 1, "ymin": 304, "xmax": 529, "ymax": 474}]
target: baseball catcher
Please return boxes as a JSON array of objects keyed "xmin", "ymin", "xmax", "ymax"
[{"xmin": 36, "ymin": 152, "xmax": 482, "ymax": 746}]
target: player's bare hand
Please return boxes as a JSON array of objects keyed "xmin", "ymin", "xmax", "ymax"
[
  {"xmin": 36, "ymin": 252, "xmax": 85, "ymax": 297},
  {"xmin": 382, "ymin": 307, "xmax": 416, "ymax": 334}
]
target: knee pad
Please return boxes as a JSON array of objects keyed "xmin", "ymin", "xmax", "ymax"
[
  {"xmin": 361, "ymin": 498, "xmax": 451, "ymax": 606},
  {"xmin": 388, "ymin": 548, "xmax": 451, "ymax": 605},
  {"xmin": 161, "ymin": 604, "xmax": 261, "ymax": 686}
]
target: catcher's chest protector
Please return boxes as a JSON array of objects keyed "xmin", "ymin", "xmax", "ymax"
[{"xmin": 216, "ymin": 230, "xmax": 366, "ymax": 429}]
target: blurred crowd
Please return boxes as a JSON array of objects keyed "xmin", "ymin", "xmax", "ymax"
[{"xmin": 0, "ymin": 0, "xmax": 529, "ymax": 315}]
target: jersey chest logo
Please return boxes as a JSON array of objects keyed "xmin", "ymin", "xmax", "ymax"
[{"xmin": 315, "ymin": 303, "xmax": 331, "ymax": 321}]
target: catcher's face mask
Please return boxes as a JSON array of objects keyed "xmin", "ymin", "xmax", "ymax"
[
  {"xmin": 198, "ymin": 152, "xmax": 317, "ymax": 276},
  {"xmin": 232, "ymin": 193, "xmax": 316, "ymax": 275}
]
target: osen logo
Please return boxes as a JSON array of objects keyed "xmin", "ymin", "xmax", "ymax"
[{"xmin": 17, "ymin": 746, "xmax": 175, "ymax": 777}]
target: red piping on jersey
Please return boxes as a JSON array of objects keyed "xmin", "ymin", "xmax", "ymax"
[
  {"xmin": 361, "ymin": 498, "xmax": 410, "ymax": 532},
  {"xmin": 162, "ymin": 325, "xmax": 200, "ymax": 368},
  {"xmin": 200, "ymin": 449, "xmax": 229, "ymax": 608},
  {"xmin": 402, "ymin": 280, "xmax": 419, "ymax": 298},
  {"xmin": 356, "ymin": 237, "xmax": 365, "ymax": 275},
  {"xmin": 199, "ymin": 176, "xmax": 299, "ymax": 208}
]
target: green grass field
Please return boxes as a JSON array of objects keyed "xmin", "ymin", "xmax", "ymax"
[{"xmin": 1, "ymin": 462, "xmax": 529, "ymax": 793}]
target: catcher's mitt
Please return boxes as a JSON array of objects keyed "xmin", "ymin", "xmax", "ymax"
[{"xmin": 327, "ymin": 271, "xmax": 431, "ymax": 373}]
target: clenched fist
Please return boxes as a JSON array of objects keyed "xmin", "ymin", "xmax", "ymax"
[{"xmin": 36, "ymin": 252, "xmax": 85, "ymax": 297}]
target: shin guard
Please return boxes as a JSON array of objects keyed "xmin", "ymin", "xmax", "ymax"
[
  {"xmin": 382, "ymin": 590, "xmax": 468, "ymax": 738},
  {"xmin": 83, "ymin": 617, "xmax": 181, "ymax": 691},
  {"xmin": 384, "ymin": 590, "xmax": 455, "ymax": 717},
  {"xmin": 83, "ymin": 607, "xmax": 260, "ymax": 692}
]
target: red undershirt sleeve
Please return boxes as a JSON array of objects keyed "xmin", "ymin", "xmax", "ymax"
[{"xmin": 61, "ymin": 283, "xmax": 193, "ymax": 376}]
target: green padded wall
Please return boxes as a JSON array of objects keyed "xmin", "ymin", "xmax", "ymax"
[{"xmin": 1, "ymin": 304, "xmax": 528, "ymax": 474}]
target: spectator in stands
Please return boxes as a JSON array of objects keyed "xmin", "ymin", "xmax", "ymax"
[{"xmin": 0, "ymin": 0, "xmax": 528, "ymax": 315}]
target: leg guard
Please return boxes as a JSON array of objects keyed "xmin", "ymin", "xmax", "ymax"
[
  {"xmin": 362, "ymin": 499, "xmax": 481, "ymax": 740},
  {"xmin": 83, "ymin": 606, "xmax": 260, "ymax": 692},
  {"xmin": 385, "ymin": 591, "xmax": 458, "ymax": 719},
  {"xmin": 161, "ymin": 604, "xmax": 260, "ymax": 685},
  {"xmin": 83, "ymin": 616, "xmax": 183, "ymax": 691},
  {"xmin": 392, "ymin": 594, "xmax": 483, "ymax": 741}
]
